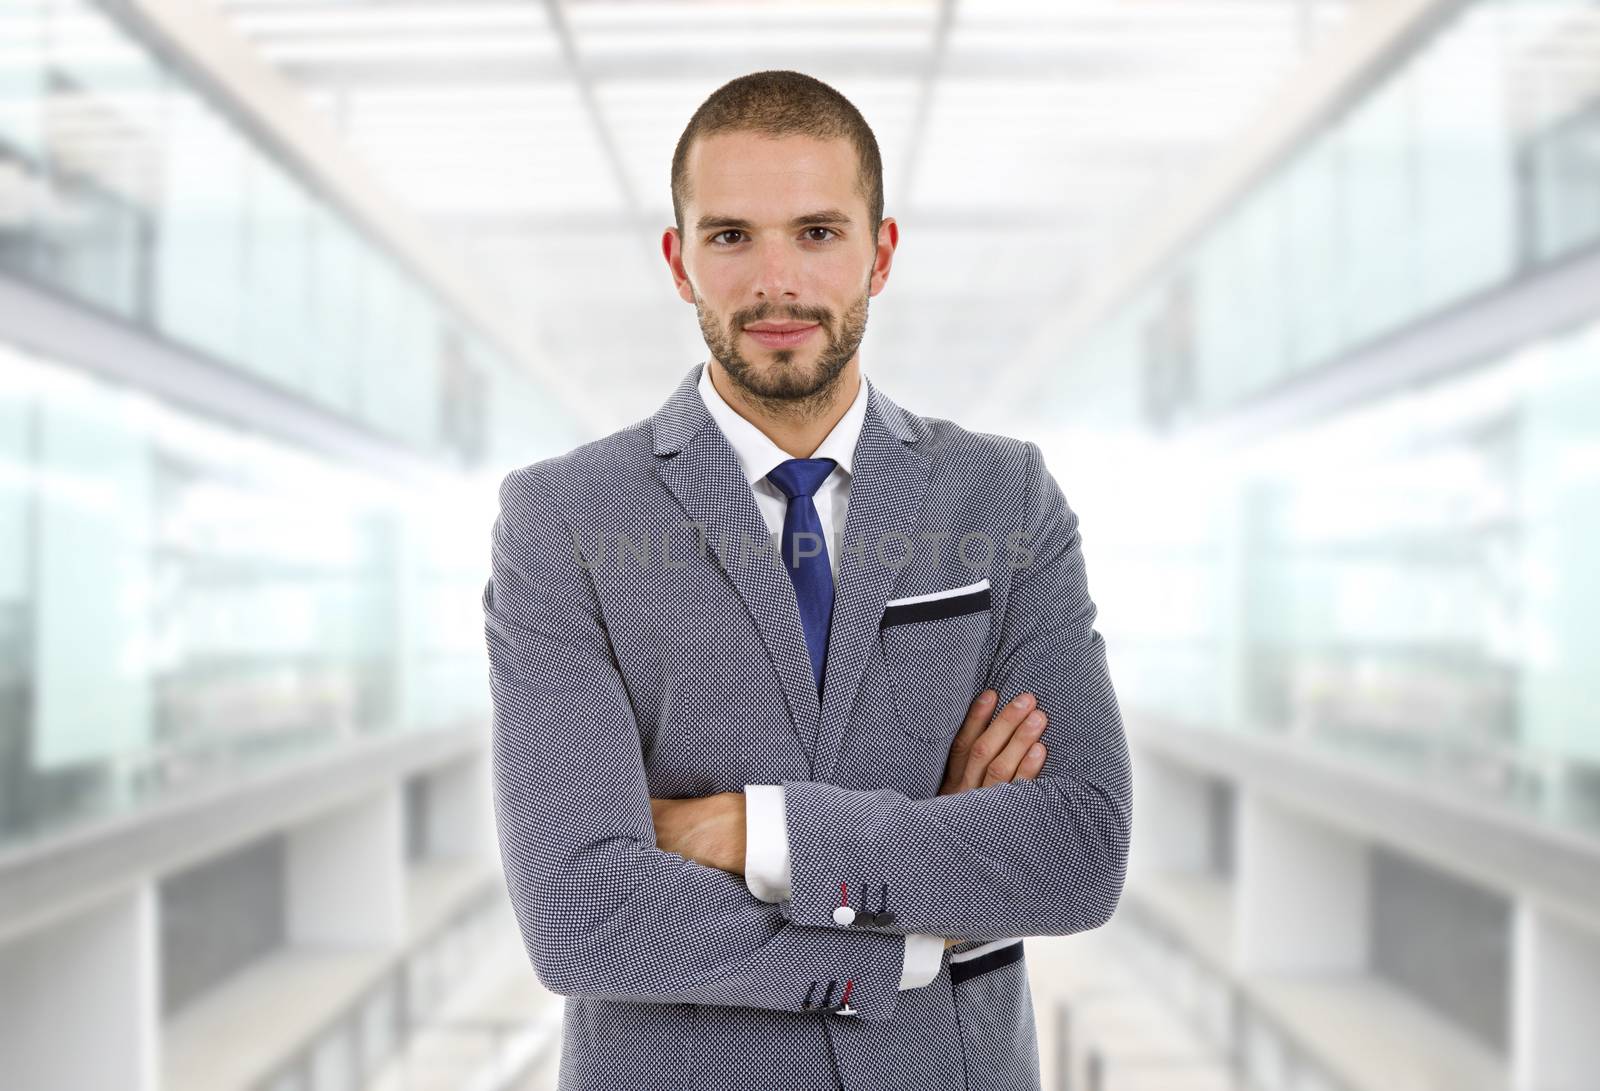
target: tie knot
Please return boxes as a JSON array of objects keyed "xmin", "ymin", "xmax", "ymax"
[{"xmin": 767, "ymin": 457, "xmax": 837, "ymax": 500}]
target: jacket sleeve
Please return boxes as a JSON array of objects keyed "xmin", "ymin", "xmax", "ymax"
[
  {"xmin": 744, "ymin": 784, "xmax": 945, "ymax": 988},
  {"xmin": 777, "ymin": 440, "xmax": 1132, "ymax": 942},
  {"xmin": 484, "ymin": 465, "xmax": 909, "ymax": 1020}
]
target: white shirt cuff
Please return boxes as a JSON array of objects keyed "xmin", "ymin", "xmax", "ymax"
[
  {"xmin": 743, "ymin": 784, "xmax": 792, "ymax": 903},
  {"xmin": 900, "ymin": 934, "xmax": 944, "ymax": 989}
]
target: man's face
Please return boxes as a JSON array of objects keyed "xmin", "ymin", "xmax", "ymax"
[{"xmin": 663, "ymin": 130, "xmax": 898, "ymax": 405}]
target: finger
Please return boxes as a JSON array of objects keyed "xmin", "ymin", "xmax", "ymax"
[
  {"xmin": 980, "ymin": 706, "xmax": 1047, "ymax": 789},
  {"xmin": 1011, "ymin": 741, "xmax": 1047, "ymax": 782},
  {"xmin": 940, "ymin": 689, "xmax": 997, "ymax": 792},
  {"xmin": 948, "ymin": 689, "xmax": 997, "ymax": 757},
  {"xmin": 958, "ymin": 691, "xmax": 1036, "ymax": 792},
  {"xmin": 942, "ymin": 689, "xmax": 995, "ymax": 783}
]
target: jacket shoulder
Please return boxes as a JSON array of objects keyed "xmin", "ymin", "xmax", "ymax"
[
  {"xmin": 496, "ymin": 419, "xmax": 656, "ymax": 521},
  {"xmin": 914, "ymin": 413, "xmax": 1039, "ymax": 486}
]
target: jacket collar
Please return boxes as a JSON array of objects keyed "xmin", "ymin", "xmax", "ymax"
[{"xmin": 653, "ymin": 360, "xmax": 919, "ymax": 458}]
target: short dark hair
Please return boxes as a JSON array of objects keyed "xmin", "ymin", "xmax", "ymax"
[{"xmin": 670, "ymin": 70, "xmax": 884, "ymax": 240}]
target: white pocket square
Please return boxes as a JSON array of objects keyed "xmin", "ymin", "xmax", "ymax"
[{"xmin": 884, "ymin": 578, "xmax": 990, "ymax": 609}]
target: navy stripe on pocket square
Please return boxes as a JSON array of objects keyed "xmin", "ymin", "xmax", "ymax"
[{"xmin": 880, "ymin": 578, "xmax": 991, "ymax": 628}]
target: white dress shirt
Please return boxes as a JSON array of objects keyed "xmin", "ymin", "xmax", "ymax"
[{"xmin": 697, "ymin": 361, "xmax": 944, "ymax": 991}]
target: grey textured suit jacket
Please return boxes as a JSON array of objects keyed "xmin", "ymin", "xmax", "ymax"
[{"xmin": 483, "ymin": 361, "xmax": 1132, "ymax": 1090}]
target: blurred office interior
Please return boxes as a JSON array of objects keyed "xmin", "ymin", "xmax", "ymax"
[{"xmin": 1, "ymin": 0, "xmax": 1597, "ymax": 1088}]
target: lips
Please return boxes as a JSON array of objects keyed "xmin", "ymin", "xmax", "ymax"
[{"xmin": 744, "ymin": 324, "xmax": 819, "ymax": 348}]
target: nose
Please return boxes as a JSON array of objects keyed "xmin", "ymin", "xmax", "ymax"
[{"xmin": 752, "ymin": 237, "xmax": 800, "ymax": 301}]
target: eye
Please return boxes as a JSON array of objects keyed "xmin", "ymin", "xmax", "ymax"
[
  {"xmin": 805, "ymin": 227, "xmax": 837, "ymax": 242},
  {"xmin": 710, "ymin": 229, "xmax": 744, "ymax": 245}
]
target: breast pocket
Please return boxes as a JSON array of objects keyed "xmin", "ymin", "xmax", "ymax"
[{"xmin": 879, "ymin": 578, "xmax": 993, "ymax": 741}]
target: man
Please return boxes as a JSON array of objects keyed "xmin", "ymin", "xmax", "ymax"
[{"xmin": 483, "ymin": 70, "xmax": 1131, "ymax": 1091}]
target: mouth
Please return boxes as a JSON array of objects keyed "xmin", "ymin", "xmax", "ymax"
[{"xmin": 744, "ymin": 324, "xmax": 820, "ymax": 349}]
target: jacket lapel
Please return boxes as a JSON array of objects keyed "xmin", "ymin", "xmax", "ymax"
[
  {"xmin": 650, "ymin": 363, "xmax": 930, "ymax": 779},
  {"xmin": 653, "ymin": 364, "xmax": 820, "ymax": 756},
  {"xmin": 813, "ymin": 382, "xmax": 928, "ymax": 782}
]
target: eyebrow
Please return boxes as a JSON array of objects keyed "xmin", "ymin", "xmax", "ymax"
[{"xmin": 695, "ymin": 209, "xmax": 854, "ymax": 233}]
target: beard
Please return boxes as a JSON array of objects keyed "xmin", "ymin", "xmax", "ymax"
[{"xmin": 692, "ymin": 275, "xmax": 870, "ymax": 416}]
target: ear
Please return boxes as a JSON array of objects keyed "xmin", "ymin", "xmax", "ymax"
[
  {"xmin": 869, "ymin": 216, "xmax": 899, "ymax": 296},
  {"xmin": 662, "ymin": 227, "xmax": 695, "ymax": 304}
]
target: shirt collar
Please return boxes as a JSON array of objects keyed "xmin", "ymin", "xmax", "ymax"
[{"xmin": 698, "ymin": 362, "xmax": 870, "ymax": 487}]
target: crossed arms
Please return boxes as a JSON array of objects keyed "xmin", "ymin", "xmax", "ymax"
[
  {"xmin": 648, "ymin": 684, "xmax": 1060, "ymax": 955},
  {"xmin": 482, "ymin": 440, "xmax": 1131, "ymax": 1022}
]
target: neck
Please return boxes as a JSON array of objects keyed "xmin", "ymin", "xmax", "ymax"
[{"xmin": 709, "ymin": 359, "xmax": 860, "ymax": 460}]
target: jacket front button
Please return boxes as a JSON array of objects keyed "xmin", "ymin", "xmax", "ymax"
[{"xmin": 833, "ymin": 905, "xmax": 856, "ymax": 925}]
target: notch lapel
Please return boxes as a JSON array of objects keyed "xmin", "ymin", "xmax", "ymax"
[
  {"xmin": 813, "ymin": 383, "xmax": 928, "ymax": 782},
  {"xmin": 652, "ymin": 364, "xmax": 819, "ymax": 754}
]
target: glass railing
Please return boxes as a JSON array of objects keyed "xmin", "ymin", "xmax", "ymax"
[
  {"xmin": 1030, "ymin": 0, "xmax": 1600, "ymax": 844},
  {"xmin": 0, "ymin": 0, "xmax": 567, "ymax": 469},
  {"xmin": 0, "ymin": 342, "xmax": 502, "ymax": 854},
  {"xmin": 1048, "ymin": 0, "xmax": 1600, "ymax": 430},
  {"xmin": 1076, "ymin": 313, "xmax": 1600, "ymax": 841}
]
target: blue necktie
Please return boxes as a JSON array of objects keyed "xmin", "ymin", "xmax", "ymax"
[{"xmin": 766, "ymin": 457, "xmax": 837, "ymax": 696}]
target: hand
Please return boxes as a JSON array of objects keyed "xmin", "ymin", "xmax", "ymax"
[
  {"xmin": 939, "ymin": 689, "xmax": 1049, "ymax": 795},
  {"xmin": 937, "ymin": 688, "xmax": 1050, "ymax": 948},
  {"xmin": 649, "ymin": 791, "xmax": 746, "ymax": 876}
]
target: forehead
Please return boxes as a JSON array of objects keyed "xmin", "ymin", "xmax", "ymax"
[{"xmin": 684, "ymin": 130, "xmax": 862, "ymax": 217}]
